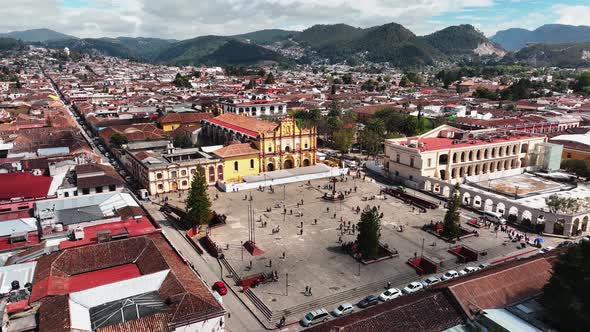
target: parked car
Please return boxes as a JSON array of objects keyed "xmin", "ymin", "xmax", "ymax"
[
  {"xmin": 358, "ymin": 295, "xmax": 379, "ymax": 308},
  {"xmin": 459, "ymin": 266, "xmax": 480, "ymax": 276},
  {"xmin": 539, "ymin": 246, "xmax": 554, "ymax": 254},
  {"xmin": 332, "ymin": 303, "xmax": 354, "ymax": 317},
  {"xmin": 422, "ymin": 276, "xmax": 441, "ymax": 288},
  {"xmin": 478, "ymin": 262, "xmax": 491, "ymax": 269},
  {"xmin": 301, "ymin": 308, "xmax": 330, "ymax": 326},
  {"xmin": 379, "ymin": 288, "xmax": 402, "ymax": 301},
  {"xmin": 212, "ymin": 281, "xmax": 227, "ymax": 296},
  {"xmin": 441, "ymin": 270, "xmax": 459, "ymax": 281},
  {"xmin": 402, "ymin": 282, "xmax": 423, "ymax": 294}
]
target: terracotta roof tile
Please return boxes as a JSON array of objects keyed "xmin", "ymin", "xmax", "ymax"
[{"xmin": 212, "ymin": 143, "xmax": 259, "ymax": 158}]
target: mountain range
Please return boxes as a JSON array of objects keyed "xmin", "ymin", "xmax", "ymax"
[
  {"xmin": 492, "ymin": 24, "xmax": 590, "ymax": 51},
  {"xmin": 4, "ymin": 24, "xmax": 590, "ymax": 68},
  {"xmin": 0, "ymin": 24, "xmax": 503, "ymax": 68},
  {"xmin": 0, "ymin": 28, "xmax": 75, "ymax": 42}
]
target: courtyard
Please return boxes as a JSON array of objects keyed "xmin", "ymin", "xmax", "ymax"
[{"xmin": 165, "ymin": 171, "xmax": 549, "ymax": 323}]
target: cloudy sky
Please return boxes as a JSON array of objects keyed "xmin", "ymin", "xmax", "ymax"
[{"xmin": 0, "ymin": 0, "xmax": 589, "ymax": 39}]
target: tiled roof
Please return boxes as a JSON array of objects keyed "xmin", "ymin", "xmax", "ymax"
[
  {"xmin": 307, "ymin": 289, "xmax": 465, "ymax": 332},
  {"xmin": 446, "ymin": 258, "xmax": 553, "ymax": 319},
  {"xmin": 206, "ymin": 113, "xmax": 277, "ymax": 137},
  {"xmin": 75, "ymin": 163, "xmax": 125, "ymax": 189},
  {"xmin": 34, "ymin": 233, "xmax": 224, "ymax": 331},
  {"xmin": 0, "ymin": 172, "xmax": 52, "ymax": 200},
  {"xmin": 212, "ymin": 143, "xmax": 259, "ymax": 158}
]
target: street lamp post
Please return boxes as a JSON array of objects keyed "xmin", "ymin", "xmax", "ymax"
[
  {"xmin": 241, "ymin": 241, "xmax": 243, "ymax": 261},
  {"xmin": 285, "ymin": 273, "xmax": 289, "ymax": 296}
]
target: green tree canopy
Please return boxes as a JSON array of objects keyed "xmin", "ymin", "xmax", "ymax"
[
  {"xmin": 264, "ymin": 72, "xmax": 276, "ymax": 84},
  {"xmin": 562, "ymin": 159, "xmax": 590, "ymax": 178},
  {"xmin": 333, "ymin": 129, "xmax": 354, "ymax": 154},
  {"xmin": 357, "ymin": 206, "xmax": 381, "ymax": 260},
  {"xmin": 173, "ymin": 133, "xmax": 193, "ymax": 149},
  {"xmin": 540, "ymin": 241, "xmax": 590, "ymax": 332},
  {"xmin": 110, "ymin": 133, "xmax": 128, "ymax": 148},
  {"xmin": 442, "ymin": 184, "xmax": 461, "ymax": 239},
  {"xmin": 185, "ymin": 166, "xmax": 212, "ymax": 231},
  {"xmin": 399, "ymin": 75, "xmax": 411, "ymax": 87},
  {"xmin": 173, "ymin": 73, "xmax": 192, "ymax": 88}
]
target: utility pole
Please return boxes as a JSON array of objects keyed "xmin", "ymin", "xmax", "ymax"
[
  {"xmin": 241, "ymin": 240, "xmax": 243, "ymax": 261},
  {"xmin": 286, "ymin": 273, "xmax": 289, "ymax": 296},
  {"xmin": 421, "ymin": 238, "xmax": 425, "ymax": 258}
]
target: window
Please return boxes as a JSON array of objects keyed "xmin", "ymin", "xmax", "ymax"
[
  {"xmin": 209, "ymin": 166, "xmax": 215, "ymax": 182},
  {"xmin": 182, "ymin": 180, "xmax": 188, "ymax": 186},
  {"xmin": 158, "ymin": 184, "xmax": 163, "ymax": 190},
  {"xmin": 427, "ymin": 158, "xmax": 431, "ymax": 167},
  {"xmin": 304, "ymin": 143, "xmax": 308, "ymax": 148},
  {"xmin": 156, "ymin": 173, "xmax": 163, "ymax": 180},
  {"xmin": 73, "ymin": 190, "xmax": 78, "ymax": 196},
  {"xmin": 217, "ymin": 165, "xmax": 224, "ymax": 180},
  {"xmin": 396, "ymin": 154, "xmax": 400, "ymax": 163},
  {"xmin": 567, "ymin": 153, "xmax": 572, "ymax": 159},
  {"xmin": 234, "ymin": 161, "xmax": 239, "ymax": 171},
  {"xmin": 410, "ymin": 158, "xmax": 414, "ymax": 167},
  {"xmin": 96, "ymin": 186, "xmax": 103, "ymax": 193},
  {"xmin": 191, "ymin": 169, "xmax": 196, "ymax": 175},
  {"xmin": 171, "ymin": 171, "xmax": 177, "ymax": 178},
  {"xmin": 270, "ymin": 106, "xmax": 275, "ymax": 111},
  {"xmin": 109, "ymin": 185, "xmax": 116, "ymax": 192},
  {"xmin": 285, "ymin": 146, "xmax": 291, "ymax": 153},
  {"xmin": 250, "ymin": 159, "xmax": 255, "ymax": 169},
  {"xmin": 268, "ymin": 146, "xmax": 272, "ymax": 152},
  {"xmin": 64, "ymin": 192, "xmax": 69, "ymax": 198},
  {"xmin": 239, "ymin": 107, "xmax": 244, "ymax": 113},
  {"xmin": 279, "ymin": 105, "xmax": 283, "ymax": 111},
  {"xmin": 181, "ymin": 170, "xmax": 187, "ymax": 176}
]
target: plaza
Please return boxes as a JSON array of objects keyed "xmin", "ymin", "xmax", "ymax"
[{"xmin": 159, "ymin": 171, "xmax": 552, "ymax": 327}]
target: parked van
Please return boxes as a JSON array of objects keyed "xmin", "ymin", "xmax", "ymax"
[
  {"xmin": 482, "ymin": 211, "xmax": 506, "ymax": 225},
  {"xmin": 300, "ymin": 308, "xmax": 329, "ymax": 326}
]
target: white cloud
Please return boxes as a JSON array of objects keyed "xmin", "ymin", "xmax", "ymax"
[
  {"xmin": 0, "ymin": 0, "xmax": 497, "ymax": 39},
  {"xmin": 553, "ymin": 4, "xmax": 590, "ymax": 26}
]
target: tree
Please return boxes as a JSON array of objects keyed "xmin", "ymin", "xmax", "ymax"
[
  {"xmin": 562, "ymin": 159, "xmax": 590, "ymax": 178},
  {"xmin": 573, "ymin": 71, "xmax": 590, "ymax": 94},
  {"xmin": 264, "ymin": 72, "xmax": 276, "ymax": 84},
  {"xmin": 173, "ymin": 133, "xmax": 193, "ymax": 149},
  {"xmin": 333, "ymin": 129, "xmax": 354, "ymax": 154},
  {"xmin": 357, "ymin": 206, "xmax": 381, "ymax": 260},
  {"xmin": 110, "ymin": 133, "xmax": 128, "ymax": 148},
  {"xmin": 405, "ymin": 72, "xmax": 423, "ymax": 85},
  {"xmin": 545, "ymin": 194, "xmax": 581, "ymax": 214},
  {"xmin": 359, "ymin": 128, "xmax": 383, "ymax": 156},
  {"xmin": 442, "ymin": 184, "xmax": 461, "ymax": 239},
  {"xmin": 342, "ymin": 73, "xmax": 353, "ymax": 84},
  {"xmin": 186, "ymin": 166, "xmax": 212, "ymax": 231},
  {"xmin": 331, "ymin": 84, "xmax": 337, "ymax": 95},
  {"xmin": 173, "ymin": 73, "xmax": 192, "ymax": 88},
  {"xmin": 540, "ymin": 241, "xmax": 590, "ymax": 332},
  {"xmin": 399, "ymin": 75, "xmax": 411, "ymax": 87}
]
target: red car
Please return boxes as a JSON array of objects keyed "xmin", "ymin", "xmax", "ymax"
[{"xmin": 212, "ymin": 281, "xmax": 228, "ymax": 296}]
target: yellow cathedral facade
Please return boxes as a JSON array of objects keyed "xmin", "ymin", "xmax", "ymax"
[{"xmin": 202, "ymin": 113, "xmax": 317, "ymax": 176}]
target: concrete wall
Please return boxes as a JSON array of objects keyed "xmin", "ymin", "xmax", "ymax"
[{"xmin": 218, "ymin": 167, "xmax": 348, "ymax": 192}]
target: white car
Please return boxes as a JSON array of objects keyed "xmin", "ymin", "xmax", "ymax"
[
  {"xmin": 459, "ymin": 266, "xmax": 480, "ymax": 276},
  {"xmin": 441, "ymin": 270, "xmax": 459, "ymax": 281},
  {"xmin": 539, "ymin": 246, "xmax": 554, "ymax": 254},
  {"xmin": 402, "ymin": 282, "xmax": 423, "ymax": 294},
  {"xmin": 332, "ymin": 303, "xmax": 354, "ymax": 317},
  {"xmin": 379, "ymin": 288, "xmax": 402, "ymax": 301},
  {"xmin": 422, "ymin": 276, "xmax": 441, "ymax": 288}
]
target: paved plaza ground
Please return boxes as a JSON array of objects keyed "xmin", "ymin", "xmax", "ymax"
[{"xmin": 165, "ymin": 172, "xmax": 539, "ymax": 317}]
